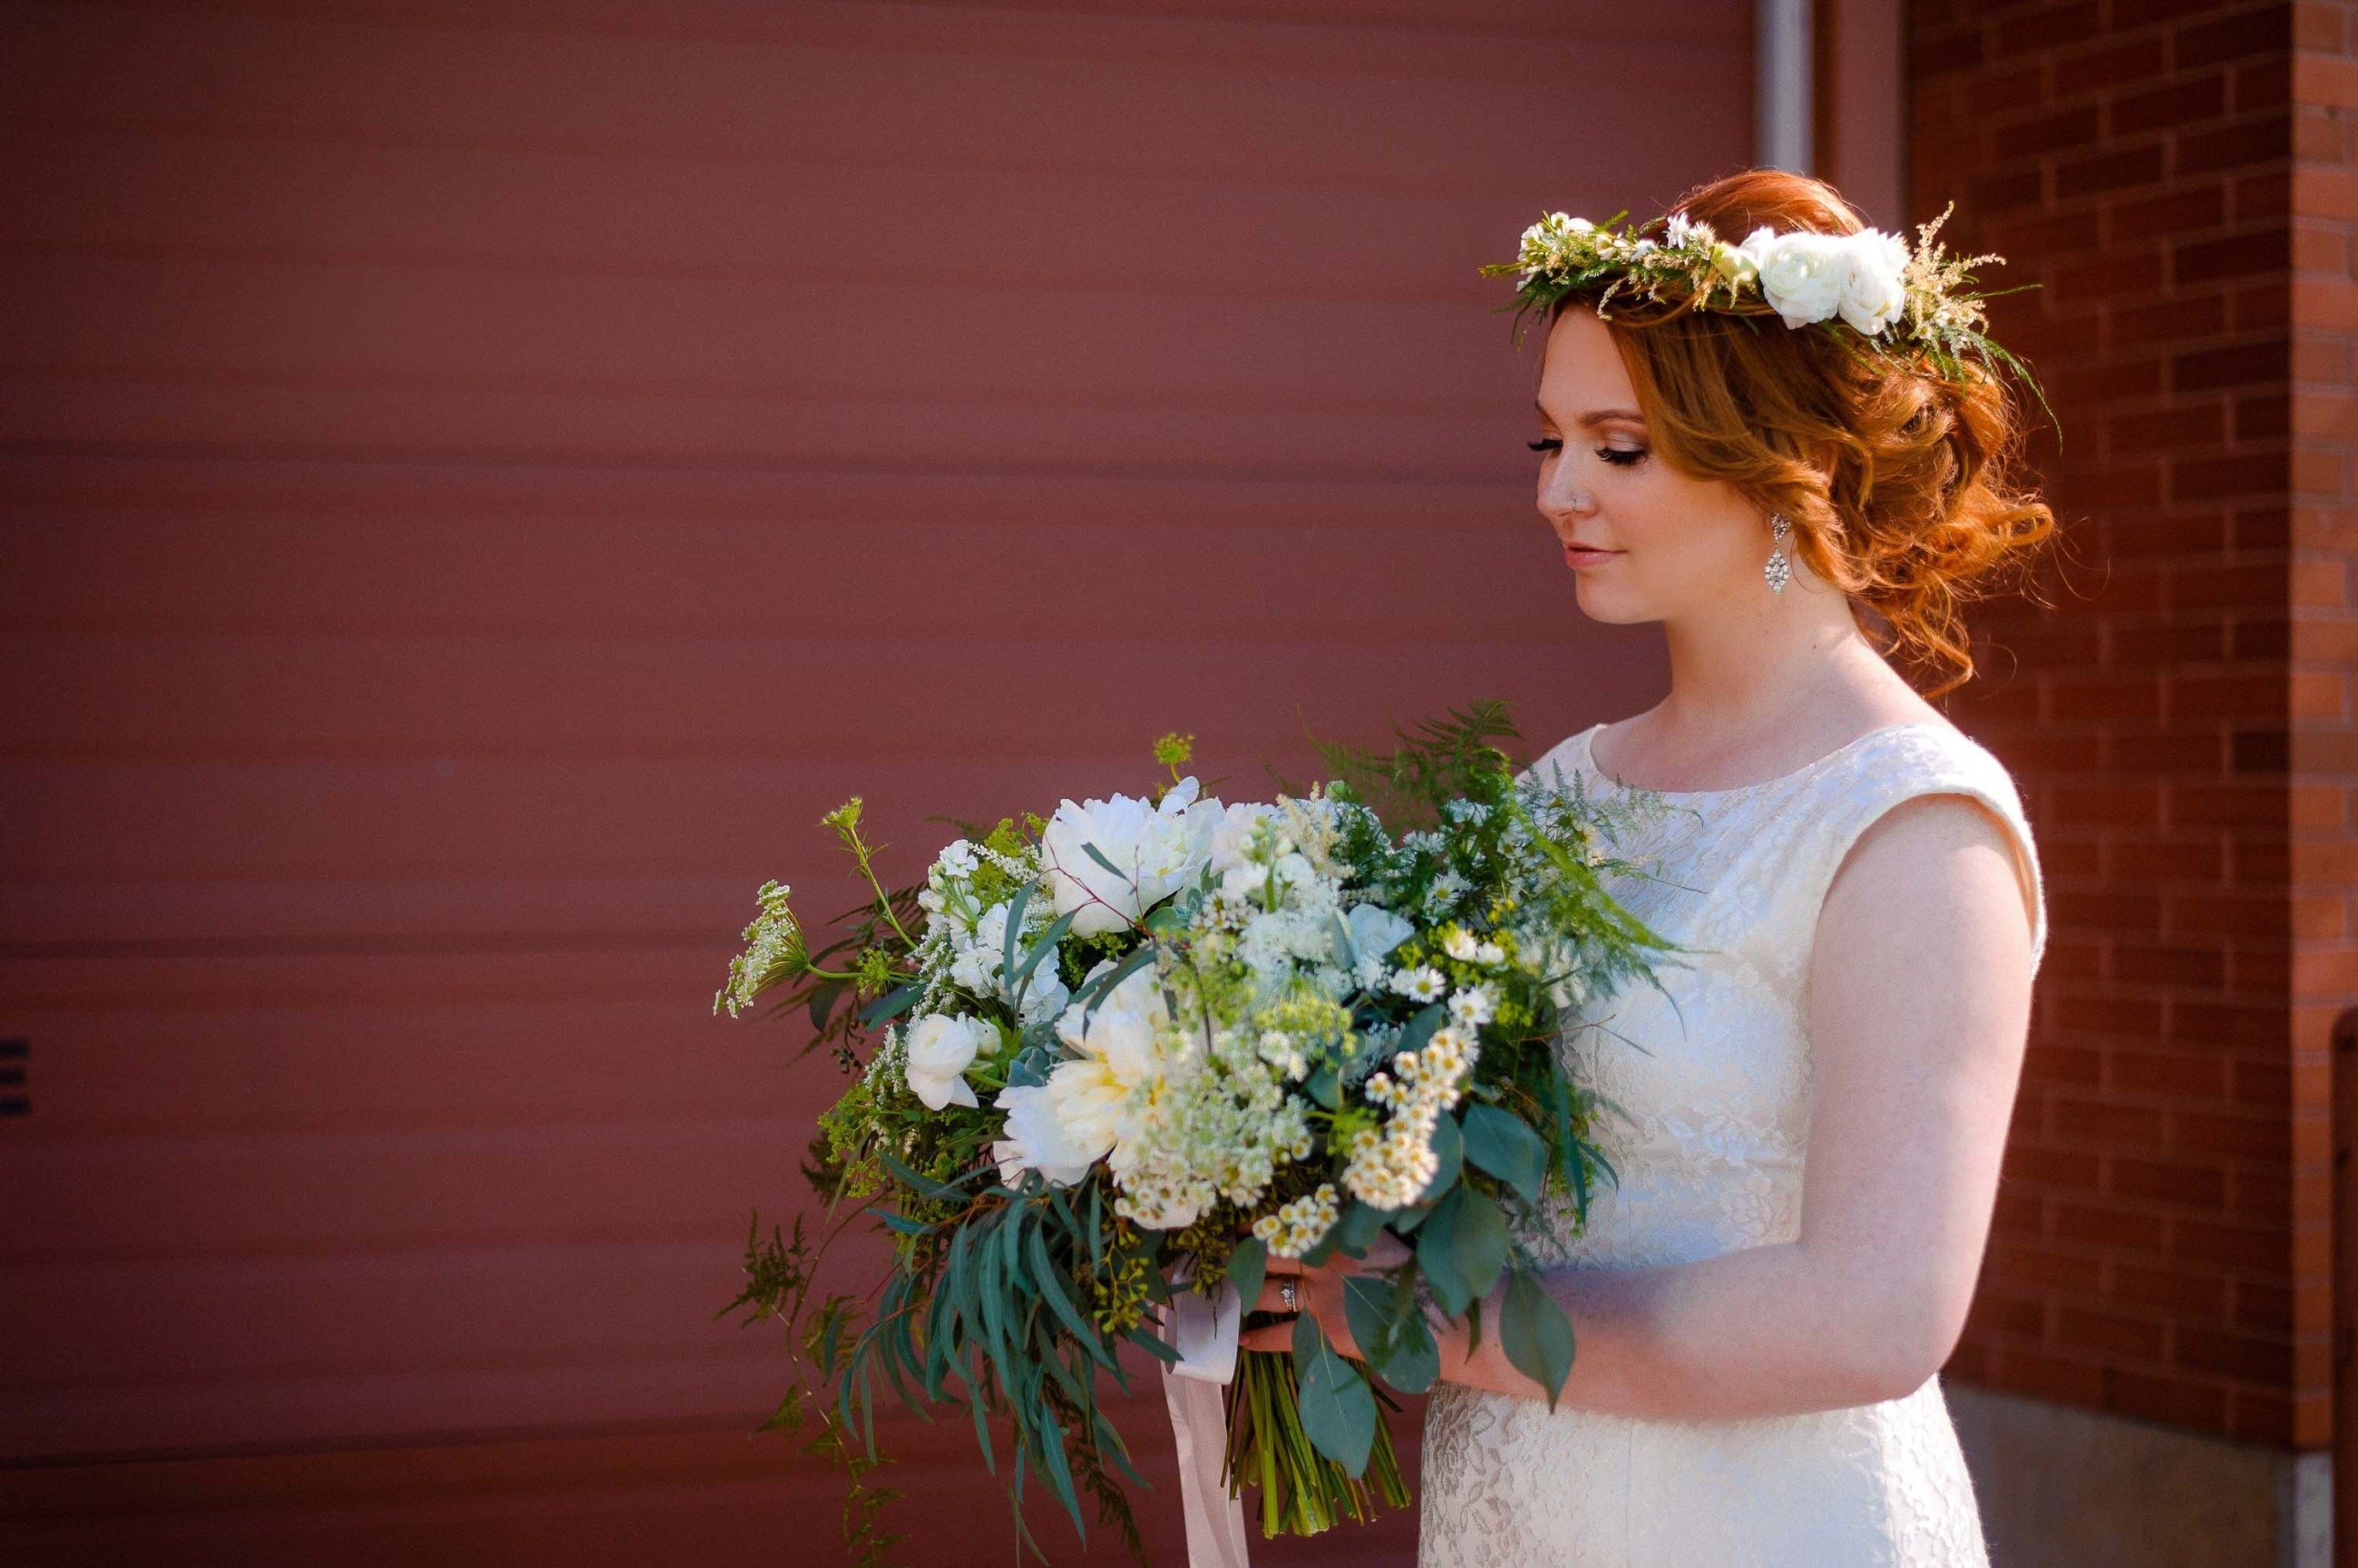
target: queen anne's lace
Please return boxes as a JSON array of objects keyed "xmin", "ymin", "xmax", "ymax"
[{"xmin": 1419, "ymin": 720, "xmax": 2048, "ymax": 1568}]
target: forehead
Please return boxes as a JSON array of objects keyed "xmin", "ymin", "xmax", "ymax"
[{"xmin": 1536, "ymin": 306, "xmax": 1641, "ymax": 415}]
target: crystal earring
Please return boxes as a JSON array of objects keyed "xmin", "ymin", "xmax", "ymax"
[{"xmin": 1764, "ymin": 513, "xmax": 1792, "ymax": 594}]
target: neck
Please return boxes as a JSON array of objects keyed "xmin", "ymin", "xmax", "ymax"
[{"xmin": 1653, "ymin": 578, "xmax": 1887, "ymax": 740}]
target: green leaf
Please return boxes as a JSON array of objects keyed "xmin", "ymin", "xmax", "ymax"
[
  {"xmin": 1461, "ymin": 1104, "xmax": 1548, "ymax": 1206},
  {"xmin": 1077, "ymin": 945, "xmax": 1157, "ymax": 1027},
  {"xmin": 1416, "ymin": 1108, "xmax": 1464, "ymax": 1205},
  {"xmin": 1291, "ymin": 1310, "xmax": 1376, "ymax": 1476},
  {"xmin": 1397, "ymin": 1000, "xmax": 1447, "ymax": 1056},
  {"xmin": 1225, "ymin": 1233, "xmax": 1267, "ymax": 1312},
  {"xmin": 1349, "ymin": 1264, "xmax": 1441, "ymax": 1396},
  {"xmin": 1417, "ymin": 1188, "xmax": 1470, "ymax": 1315},
  {"xmin": 999, "ymin": 882, "xmax": 1034, "ymax": 995},
  {"xmin": 1329, "ymin": 1199, "xmax": 1388, "ymax": 1259},
  {"xmin": 1028, "ymin": 1225, "xmax": 1116, "ymax": 1370},
  {"xmin": 858, "ymin": 980, "xmax": 921, "ymax": 1027},
  {"xmin": 1008, "ymin": 910, "xmax": 1077, "ymax": 1005},
  {"xmin": 1448, "ymin": 1188, "xmax": 1512, "ymax": 1305},
  {"xmin": 1302, "ymin": 1064, "xmax": 1340, "ymax": 1111},
  {"xmin": 1499, "ymin": 1265, "xmax": 1577, "ymax": 1411},
  {"xmin": 1080, "ymin": 840, "xmax": 1129, "ymax": 882}
]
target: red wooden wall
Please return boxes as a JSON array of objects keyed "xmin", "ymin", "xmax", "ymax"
[{"xmin": 0, "ymin": 2, "xmax": 1750, "ymax": 1559}]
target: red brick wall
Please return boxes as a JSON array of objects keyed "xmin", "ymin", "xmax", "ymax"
[
  {"xmin": 1909, "ymin": 0, "xmax": 2354, "ymax": 1447},
  {"xmin": 2293, "ymin": 0, "xmax": 2358, "ymax": 1461}
]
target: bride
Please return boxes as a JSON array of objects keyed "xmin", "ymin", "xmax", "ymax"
[{"xmin": 1236, "ymin": 169, "xmax": 2057, "ymax": 1564}]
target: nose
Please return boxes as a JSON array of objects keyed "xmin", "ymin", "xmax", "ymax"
[{"xmin": 1536, "ymin": 459, "xmax": 1593, "ymax": 530}]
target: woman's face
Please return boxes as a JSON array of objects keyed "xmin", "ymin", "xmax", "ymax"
[{"xmin": 1533, "ymin": 304, "xmax": 1777, "ymax": 624}]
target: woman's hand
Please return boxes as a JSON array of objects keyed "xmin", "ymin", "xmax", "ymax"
[{"xmin": 1234, "ymin": 1231, "xmax": 1415, "ymax": 1358}]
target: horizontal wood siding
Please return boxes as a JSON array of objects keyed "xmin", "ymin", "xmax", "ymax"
[{"xmin": 0, "ymin": 0, "xmax": 1749, "ymax": 1553}]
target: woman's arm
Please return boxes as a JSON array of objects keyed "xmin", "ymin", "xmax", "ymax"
[{"xmin": 1247, "ymin": 792, "xmax": 2039, "ymax": 1422}]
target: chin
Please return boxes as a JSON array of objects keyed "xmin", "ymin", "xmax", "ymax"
[{"xmin": 1570, "ymin": 576, "xmax": 1652, "ymax": 625}]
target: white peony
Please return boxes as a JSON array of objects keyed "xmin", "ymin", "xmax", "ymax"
[
  {"xmin": 901, "ymin": 1012, "xmax": 995, "ymax": 1111},
  {"xmin": 1836, "ymin": 228, "xmax": 1912, "ymax": 336},
  {"xmin": 1206, "ymin": 801, "xmax": 1283, "ymax": 877},
  {"xmin": 991, "ymin": 1083, "xmax": 1100, "ymax": 1186},
  {"xmin": 1739, "ymin": 227, "xmax": 1852, "ymax": 329},
  {"xmin": 1040, "ymin": 777, "xmax": 1221, "ymax": 937},
  {"xmin": 1046, "ymin": 966, "xmax": 1178, "ymax": 1164}
]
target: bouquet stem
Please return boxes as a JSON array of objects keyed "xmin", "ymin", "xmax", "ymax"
[{"xmin": 1221, "ymin": 1345, "xmax": 1409, "ymax": 1538}]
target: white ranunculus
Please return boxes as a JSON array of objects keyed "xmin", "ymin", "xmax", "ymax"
[
  {"xmin": 1045, "ymin": 967, "xmax": 1174, "ymax": 1163},
  {"xmin": 902, "ymin": 1012, "xmax": 995, "ymax": 1111},
  {"xmin": 1740, "ymin": 227, "xmax": 1852, "ymax": 329},
  {"xmin": 1837, "ymin": 228, "xmax": 1912, "ymax": 336},
  {"xmin": 1040, "ymin": 777, "xmax": 1222, "ymax": 937},
  {"xmin": 991, "ymin": 1083, "xmax": 1099, "ymax": 1187}
]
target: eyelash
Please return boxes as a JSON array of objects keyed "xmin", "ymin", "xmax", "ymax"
[{"xmin": 1528, "ymin": 438, "xmax": 1647, "ymax": 468}]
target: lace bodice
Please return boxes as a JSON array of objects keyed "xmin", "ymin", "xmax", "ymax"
[{"xmin": 1418, "ymin": 718, "xmax": 2047, "ymax": 1567}]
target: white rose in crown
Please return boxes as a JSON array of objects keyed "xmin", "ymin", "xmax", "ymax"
[
  {"xmin": 1740, "ymin": 227, "xmax": 1854, "ymax": 329},
  {"xmin": 1836, "ymin": 229, "xmax": 1912, "ymax": 336},
  {"xmin": 1040, "ymin": 777, "xmax": 1221, "ymax": 937},
  {"xmin": 901, "ymin": 1011, "xmax": 996, "ymax": 1110}
]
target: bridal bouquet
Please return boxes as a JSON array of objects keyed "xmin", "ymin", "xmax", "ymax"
[{"xmin": 715, "ymin": 708, "xmax": 1674, "ymax": 1566}]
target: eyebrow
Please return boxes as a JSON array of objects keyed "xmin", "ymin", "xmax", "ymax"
[{"xmin": 1535, "ymin": 398, "xmax": 1646, "ymax": 426}]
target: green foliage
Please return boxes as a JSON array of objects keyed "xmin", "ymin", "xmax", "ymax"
[
  {"xmin": 1291, "ymin": 1310, "xmax": 1377, "ymax": 1476},
  {"xmin": 1498, "ymin": 1264, "xmax": 1579, "ymax": 1412}
]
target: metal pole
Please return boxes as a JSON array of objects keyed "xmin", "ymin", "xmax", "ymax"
[{"xmin": 1758, "ymin": 0, "xmax": 1815, "ymax": 174}]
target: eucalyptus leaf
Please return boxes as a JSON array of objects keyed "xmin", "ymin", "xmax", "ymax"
[
  {"xmin": 1008, "ymin": 909, "xmax": 1077, "ymax": 1007},
  {"xmin": 858, "ymin": 980, "xmax": 921, "ymax": 1027},
  {"xmin": 1462, "ymin": 1103, "xmax": 1548, "ymax": 1205},
  {"xmin": 1499, "ymin": 1265, "xmax": 1577, "ymax": 1411},
  {"xmin": 1291, "ymin": 1310, "xmax": 1376, "ymax": 1476},
  {"xmin": 1329, "ymin": 1199, "xmax": 1388, "ymax": 1259},
  {"xmin": 1303, "ymin": 1064, "xmax": 1341, "ymax": 1111},
  {"xmin": 1448, "ymin": 1187, "xmax": 1512, "ymax": 1304},
  {"xmin": 999, "ymin": 882, "xmax": 1034, "ymax": 994},
  {"xmin": 1398, "ymin": 1000, "xmax": 1447, "ymax": 1055},
  {"xmin": 1379, "ymin": 1302, "xmax": 1441, "ymax": 1394},
  {"xmin": 1417, "ymin": 1187, "xmax": 1470, "ymax": 1315},
  {"xmin": 1225, "ymin": 1233, "xmax": 1268, "ymax": 1311}
]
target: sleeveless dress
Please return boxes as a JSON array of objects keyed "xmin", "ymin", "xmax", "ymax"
[{"xmin": 1418, "ymin": 718, "xmax": 2050, "ymax": 1568}]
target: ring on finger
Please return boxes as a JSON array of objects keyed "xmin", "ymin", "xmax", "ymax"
[{"xmin": 1280, "ymin": 1280, "xmax": 1298, "ymax": 1311}]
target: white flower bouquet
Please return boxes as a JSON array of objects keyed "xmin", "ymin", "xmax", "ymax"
[{"xmin": 715, "ymin": 706, "xmax": 1677, "ymax": 1565}]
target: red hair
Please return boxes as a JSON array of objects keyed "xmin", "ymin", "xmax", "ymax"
[{"xmin": 1545, "ymin": 168, "xmax": 2059, "ymax": 698}]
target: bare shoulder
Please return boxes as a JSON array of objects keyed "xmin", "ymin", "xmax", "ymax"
[{"xmin": 1821, "ymin": 787, "xmax": 2035, "ymax": 959}]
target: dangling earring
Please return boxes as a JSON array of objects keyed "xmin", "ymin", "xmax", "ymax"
[{"xmin": 1764, "ymin": 513, "xmax": 1792, "ymax": 594}]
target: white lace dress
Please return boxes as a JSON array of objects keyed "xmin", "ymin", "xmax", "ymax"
[{"xmin": 1418, "ymin": 719, "xmax": 2050, "ymax": 1568}]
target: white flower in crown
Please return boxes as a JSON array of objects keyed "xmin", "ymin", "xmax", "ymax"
[
  {"xmin": 1663, "ymin": 212, "xmax": 1717, "ymax": 250},
  {"xmin": 1739, "ymin": 227, "xmax": 1854, "ymax": 329},
  {"xmin": 1836, "ymin": 227, "xmax": 1912, "ymax": 336}
]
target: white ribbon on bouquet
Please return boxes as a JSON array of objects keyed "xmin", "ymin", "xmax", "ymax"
[{"xmin": 1153, "ymin": 1273, "xmax": 1252, "ymax": 1568}]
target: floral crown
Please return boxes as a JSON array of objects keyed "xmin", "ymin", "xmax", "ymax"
[{"xmin": 1479, "ymin": 201, "xmax": 2053, "ymax": 430}]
